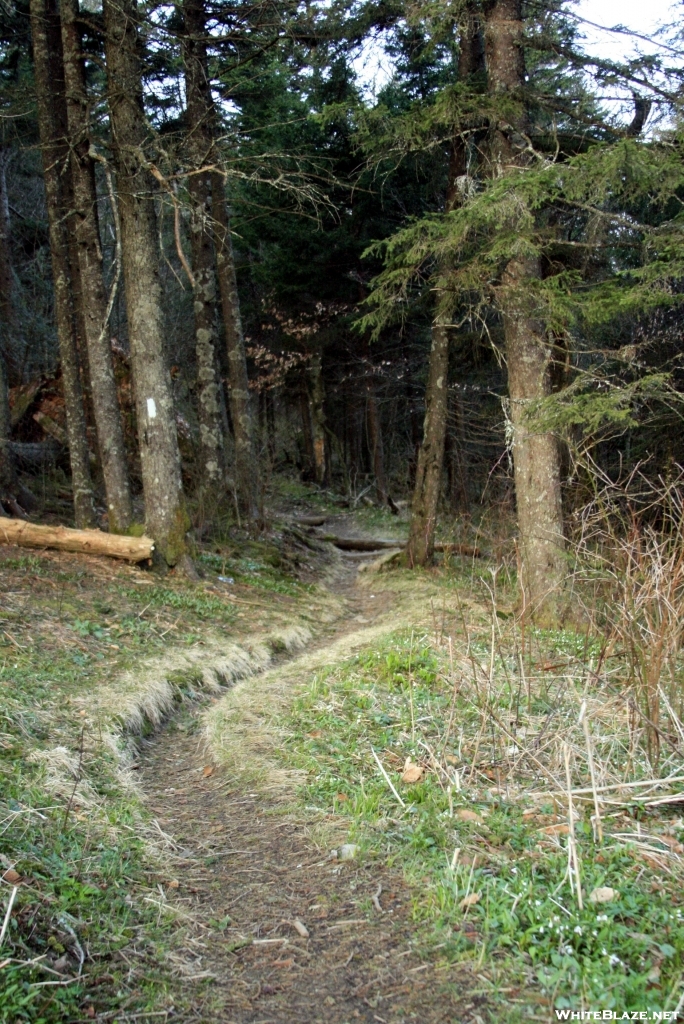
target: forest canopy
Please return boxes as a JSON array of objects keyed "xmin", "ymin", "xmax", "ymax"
[{"xmin": 0, "ymin": 0, "xmax": 681, "ymax": 616}]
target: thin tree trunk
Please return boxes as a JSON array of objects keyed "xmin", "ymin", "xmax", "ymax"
[
  {"xmin": 0, "ymin": 150, "xmax": 17, "ymax": 499},
  {"xmin": 61, "ymin": 0, "xmax": 132, "ymax": 532},
  {"xmin": 407, "ymin": 13, "xmax": 483, "ymax": 566},
  {"xmin": 212, "ymin": 174, "xmax": 256, "ymax": 518},
  {"xmin": 366, "ymin": 377, "xmax": 388, "ymax": 506},
  {"xmin": 299, "ymin": 379, "xmax": 315, "ymax": 476},
  {"xmin": 29, "ymin": 0, "xmax": 95, "ymax": 527},
  {"xmin": 446, "ymin": 391, "xmax": 469, "ymax": 511},
  {"xmin": 485, "ymin": 0, "xmax": 566, "ymax": 622},
  {"xmin": 182, "ymin": 0, "xmax": 224, "ymax": 492},
  {"xmin": 104, "ymin": 0, "xmax": 189, "ymax": 566},
  {"xmin": 406, "ymin": 317, "xmax": 450, "ymax": 566},
  {"xmin": 308, "ymin": 349, "xmax": 327, "ymax": 486}
]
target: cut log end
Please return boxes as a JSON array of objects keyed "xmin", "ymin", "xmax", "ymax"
[{"xmin": 0, "ymin": 519, "xmax": 154, "ymax": 562}]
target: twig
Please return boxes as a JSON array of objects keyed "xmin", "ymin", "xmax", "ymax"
[
  {"xmin": 564, "ymin": 743, "xmax": 583, "ymax": 910},
  {"xmin": 370, "ymin": 746, "xmax": 406, "ymax": 808},
  {"xmin": 0, "ymin": 886, "xmax": 18, "ymax": 948},
  {"xmin": 63, "ymin": 726, "xmax": 85, "ymax": 830},
  {"xmin": 89, "ymin": 147, "xmax": 122, "ymax": 351},
  {"xmin": 579, "ymin": 701, "xmax": 603, "ymax": 843},
  {"xmin": 58, "ymin": 916, "xmax": 85, "ymax": 976},
  {"xmin": 371, "ymin": 884, "xmax": 383, "ymax": 913}
]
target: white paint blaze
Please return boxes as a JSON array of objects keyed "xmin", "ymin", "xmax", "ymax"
[{"xmin": 147, "ymin": 397, "xmax": 157, "ymax": 420}]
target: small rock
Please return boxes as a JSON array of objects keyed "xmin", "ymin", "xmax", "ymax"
[
  {"xmin": 339, "ymin": 844, "xmax": 360, "ymax": 861},
  {"xmin": 589, "ymin": 886, "xmax": 619, "ymax": 904}
]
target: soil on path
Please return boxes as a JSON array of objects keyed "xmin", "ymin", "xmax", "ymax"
[{"xmin": 141, "ymin": 557, "xmax": 475, "ymax": 1024}]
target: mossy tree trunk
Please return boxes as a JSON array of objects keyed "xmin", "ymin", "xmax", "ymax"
[
  {"xmin": 61, "ymin": 0, "xmax": 132, "ymax": 532},
  {"xmin": 29, "ymin": 0, "xmax": 95, "ymax": 527},
  {"xmin": 104, "ymin": 0, "xmax": 188, "ymax": 565},
  {"xmin": 485, "ymin": 0, "xmax": 566, "ymax": 623}
]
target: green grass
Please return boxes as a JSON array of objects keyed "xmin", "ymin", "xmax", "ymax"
[
  {"xmin": 280, "ymin": 628, "xmax": 684, "ymax": 1019},
  {"xmin": 0, "ymin": 531, "xmax": 327, "ymax": 1020}
]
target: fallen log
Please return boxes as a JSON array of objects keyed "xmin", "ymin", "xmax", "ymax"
[
  {"xmin": 292, "ymin": 515, "xmax": 328, "ymax": 527},
  {"xmin": 0, "ymin": 519, "xmax": 154, "ymax": 562},
  {"xmin": 322, "ymin": 535, "xmax": 481, "ymax": 557}
]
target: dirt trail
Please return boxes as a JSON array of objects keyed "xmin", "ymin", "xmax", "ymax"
[{"xmin": 141, "ymin": 551, "xmax": 473, "ymax": 1024}]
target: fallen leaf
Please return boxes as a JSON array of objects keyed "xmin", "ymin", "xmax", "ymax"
[
  {"xmin": 456, "ymin": 808, "xmax": 482, "ymax": 823},
  {"xmin": 459, "ymin": 892, "xmax": 481, "ymax": 909},
  {"xmin": 2, "ymin": 869, "xmax": 21, "ymax": 884},
  {"xmin": 292, "ymin": 919, "xmax": 310, "ymax": 938},
  {"xmin": 445, "ymin": 755, "xmax": 458, "ymax": 766},
  {"xmin": 401, "ymin": 761, "xmax": 424, "ymax": 784},
  {"xmin": 541, "ymin": 823, "xmax": 570, "ymax": 835},
  {"xmin": 589, "ymin": 886, "xmax": 619, "ymax": 904},
  {"xmin": 307, "ymin": 731, "xmax": 322, "ymax": 739},
  {"xmin": 85, "ymin": 1007, "xmax": 95, "ymax": 1019},
  {"xmin": 167, "ymin": 879, "xmax": 180, "ymax": 889},
  {"xmin": 335, "ymin": 793, "xmax": 349, "ymax": 802},
  {"xmin": 339, "ymin": 844, "xmax": 360, "ymax": 861},
  {"xmin": 273, "ymin": 958, "xmax": 294, "ymax": 969},
  {"xmin": 658, "ymin": 835, "xmax": 684, "ymax": 854},
  {"xmin": 202, "ymin": 765, "xmax": 214, "ymax": 777}
]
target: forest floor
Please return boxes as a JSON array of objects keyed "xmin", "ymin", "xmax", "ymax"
[{"xmin": 2, "ymin": 482, "xmax": 684, "ymax": 1023}]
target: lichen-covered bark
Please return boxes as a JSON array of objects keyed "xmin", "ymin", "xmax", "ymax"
[
  {"xmin": 213, "ymin": 173, "xmax": 257, "ymax": 519},
  {"xmin": 485, "ymin": 0, "xmax": 566, "ymax": 622},
  {"xmin": 61, "ymin": 0, "xmax": 132, "ymax": 532},
  {"xmin": 29, "ymin": 0, "xmax": 95, "ymax": 527},
  {"xmin": 182, "ymin": 0, "xmax": 224, "ymax": 492},
  {"xmin": 406, "ymin": 318, "xmax": 450, "ymax": 567},
  {"xmin": 104, "ymin": 0, "xmax": 188, "ymax": 564}
]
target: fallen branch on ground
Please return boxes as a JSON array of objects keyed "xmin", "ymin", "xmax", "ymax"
[
  {"xmin": 0, "ymin": 519, "xmax": 154, "ymax": 562},
  {"xmin": 322, "ymin": 535, "xmax": 480, "ymax": 557}
]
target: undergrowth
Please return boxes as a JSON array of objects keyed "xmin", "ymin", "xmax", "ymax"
[
  {"xmin": 0, "ymin": 537, "xmax": 323, "ymax": 1021},
  {"xmin": 282, "ymin": 613, "xmax": 684, "ymax": 1020}
]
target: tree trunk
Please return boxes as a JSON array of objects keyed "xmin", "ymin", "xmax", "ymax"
[
  {"xmin": 366, "ymin": 376, "xmax": 388, "ymax": 506},
  {"xmin": 104, "ymin": 0, "xmax": 189, "ymax": 565},
  {"xmin": 500, "ymin": 257, "xmax": 565, "ymax": 622},
  {"xmin": 0, "ymin": 518, "xmax": 153, "ymax": 561},
  {"xmin": 485, "ymin": 0, "xmax": 566, "ymax": 622},
  {"xmin": 446, "ymin": 390, "xmax": 469, "ymax": 511},
  {"xmin": 406, "ymin": 317, "xmax": 450, "ymax": 566},
  {"xmin": 299, "ymin": 378, "xmax": 315, "ymax": 476},
  {"xmin": 182, "ymin": 0, "xmax": 225, "ymax": 493},
  {"xmin": 308, "ymin": 350, "xmax": 327, "ymax": 486},
  {"xmin": 0, "ymin": 150, "xmax": 17, "ymax": 500},
  {"xmin": 29, "ymin": 0, "xmax": 95, "ymax": 527},
  {"xmin": 212, "ymin": 174, "xmax": 257, "ymax": 518},
  {"xmin": 406, "ymin": 14, "xmax": 483, "ymax": 566},
  {"xmin": 61, "ymin": 0, "xmax": 132, "ymax": 532}
]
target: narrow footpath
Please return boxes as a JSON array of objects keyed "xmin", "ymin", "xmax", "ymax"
[{"xmin": 140, "ymin": 552, "xmax": 475, "ymax": 1024}]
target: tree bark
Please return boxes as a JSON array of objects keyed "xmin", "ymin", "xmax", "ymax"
[
  {"xmin": 308, "ymin": 349, "xmax": 327, "ymax": 486},
  {"xmin": 366, "ymin": 372, "xmax": 388, "ymax": 506},
  {"xmin": 104, "ymin": 0, "xmax": 189, "ymax": 565},
  {"xmin": 213, "ymin": 174, "xmax": 257, "ymax": 518},
  {"xmin": 0, "ymin": 150, "xmax": 17, "ymax": 500},
  {"xmin": 406, "ymin": 317, "xmax": 450, "ymax": 566},
  {"xmin": 182, "ymin": 0, "xmax": 225, "ymax": 493},
  {"xmin": 406, "ymin": 14, "xmax": 483, "ymax": 567},
  {"xmin": 60, "ymin": 0, "xmax": 132, "ymax": 532},
  {"xmin": 485, "ymin": 0, "xmax": 566, "ymax": 622},
  {"xmin": 29, "ymin": 0, "xmax": 95, "ymax": 528},
  {"xmin": 0, "ymin": 518, "xmax": 153, "ymax": 561}
]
